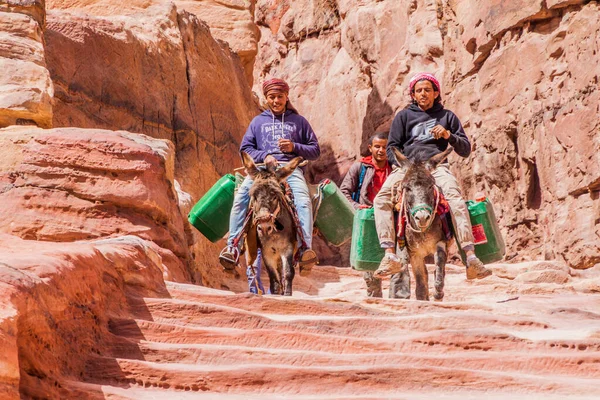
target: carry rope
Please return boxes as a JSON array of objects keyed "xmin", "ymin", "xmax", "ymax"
[{"xmin": 311, "ymin": 178, "xmax": 330, "ymax": 218}]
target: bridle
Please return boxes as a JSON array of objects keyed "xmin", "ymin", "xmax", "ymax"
[
  {"xmin": 399, "ymin": 186, "xmax": 441, "ymax": 233},
  {"xmin": 253, "ymin": 201, "xmax": 281, "ymax": 225}
]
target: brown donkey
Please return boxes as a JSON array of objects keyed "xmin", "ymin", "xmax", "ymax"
[
  {"xmin": 391, "ymin": 147, "xmax": 454, "ymax": 301},
  {"xmin": 241, "ymin": 152, "xmax": 304, "ymax": 296}
]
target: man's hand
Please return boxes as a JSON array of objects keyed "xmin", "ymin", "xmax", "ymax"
[
  {"xmin": 278, "ymin": 139, "xmax": 295, "ymax": 153},
  {"xmin": 358, "ymin": 204, "xmax": 372, "ymax": 209},
  {"xmin": 431, "ymin": 125, "xmax": 450, "ymax": 140},
  {"xmin": 264, "ymin": 155, "xmax": 278, "ymax": 169}
]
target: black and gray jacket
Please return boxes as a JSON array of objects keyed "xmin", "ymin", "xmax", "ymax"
[{"xmin": 387, "ymin": 102, "xmax": 471, "ymax": 165}]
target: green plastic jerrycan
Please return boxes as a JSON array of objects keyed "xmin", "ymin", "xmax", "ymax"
[
  {"xmin": 350, "ymin": 207, "xmax": 385, "ymax": 271},
  {"xmin": 458, "ymin": 196, "xmax": 506, "ymax": 265},
  {"xmin": 188, "ymin": 174, "xmax": 236, "ymax": 242},
  {"xmin": 315, "ymin": 180, "xmax": 355, "ymax": 246}
]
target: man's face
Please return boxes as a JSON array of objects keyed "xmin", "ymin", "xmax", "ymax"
[
  {"xmin": 369, "ymin": 138, "xmax": 388, "ymax": 163},
  {"xmin": 266, "ymin": 91, "xmax": 288, "ymax": 114},
  {"xmin": 411, "ymin": 80, "xmax": 439, "ymax": 111}
]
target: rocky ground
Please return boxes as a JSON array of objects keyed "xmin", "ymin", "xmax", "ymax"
[{"xmin": 5, "ymin": 244, "xmax": 599, "ymax": 399}]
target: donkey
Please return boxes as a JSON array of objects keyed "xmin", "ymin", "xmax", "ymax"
[
  {"xmin": 390, "ymin": 147, "xmax": 454, "ymax": 301},
  {"xmin": 240, "ymin": 152, "xmax": 303, "ymax": 296}
]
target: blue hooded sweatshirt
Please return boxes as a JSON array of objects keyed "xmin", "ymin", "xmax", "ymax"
[{"xmin": 240, "ymin": 109, "xmax": 320, "ymax": 163}]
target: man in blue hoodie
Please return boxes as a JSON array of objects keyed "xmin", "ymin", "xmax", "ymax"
[
  {"xmin": 374, "ymin": 73, "xmax": 492, "ymax": 281},
  {"xmin": 219, "ymin": 78, "xmax": 321, "ymax": 273}
]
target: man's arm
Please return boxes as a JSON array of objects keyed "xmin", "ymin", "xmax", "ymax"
[
  {"xmin": 446, "ymin": 112, "xmax": 471, "ymax": 158},
  {"xmin": 340, "ymin": 162, "xmax": 362, "ymax": 209},
  {"xmin": 292, "ymin": 118, "xmax": 320, "ymax": 160},
  {"xmin": 240, "ymin": 124, "xmax": 268, "ymax": 163}
]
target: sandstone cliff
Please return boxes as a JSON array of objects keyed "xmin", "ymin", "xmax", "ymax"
[
  {"xmin": 45, "ymin": 0, "xmax": 259, "ymax": 83},
  {"xmin": 43, "ymin": 3, "xmax": 259, "ymax": 287},
  {"xmin": 0, "ymin": 0, "xmax": 53, "ymax": 128},
  {"xmin": 253, "ymin": 0, "xmax": 600, "ymax": 270}
]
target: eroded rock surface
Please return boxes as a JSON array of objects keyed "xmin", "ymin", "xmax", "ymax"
[
  {"xmin": 0, "ymin": 126, "xmax": 190, "ymax": 262},
  {"xmin": 43, "ymin": 4, "xmax": 259, "ymax": 284},
  {"xmin": 45, "ymin": 0, "xmax": 259, "ymax": 82},
  {"xmin": 0, "ymin": 233, "xmax": 188, "ymax": 399},
  {"xmin": 252, "ymin": 0, "xmax": 600, "ymax": 269},
  {"xmin": 4, "ymin": 255, "xmax": 600, "ymax": 399},
  {"xmin": 0, "ymin": 0, "xmax": 53, "ymax": 128}
]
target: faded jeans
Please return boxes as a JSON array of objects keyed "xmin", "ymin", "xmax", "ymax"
[
  {"xmin": 227, "ymin": 168, "xmax": 313, "ymax": 249},
  {"xmin": 373, "ymin": 164, "xmax": 475, "ymax": 251}
]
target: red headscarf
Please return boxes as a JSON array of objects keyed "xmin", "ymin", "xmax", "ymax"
[
  {"xmin": 409, "ymin": 72, "xmax": 441, "ymax": 93},
  {"xmin": 262, "ymin": 78, "xmax": 289, "ymax": 96}
]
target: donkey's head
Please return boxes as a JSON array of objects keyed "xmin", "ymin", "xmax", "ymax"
[
  {"xmin": 391, "ymin": 147, "xmax": 453, "ymax": 231},
  {"xmin": 241, "ymin": 152, "xmax": 303, "ymax": 239}
]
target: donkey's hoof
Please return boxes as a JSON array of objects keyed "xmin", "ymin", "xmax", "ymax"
[{"xmin": 433, "ymin": 291, "xmax": 444, "ymax": 301}]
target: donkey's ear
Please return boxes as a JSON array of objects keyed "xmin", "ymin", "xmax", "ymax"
[
  {"xmin": 241, "ymin": 151, "xmax": 259, "ymax": 179},
  {"xmin": 391, "ymin": 147, "xmax": 410, "ymax": 170},
  {"xmin": 426, "ymin": 146, "xmax": 453, "ymax": 171},
  {"xmin": 275, "ymin": 156, "xmax": 303, "ymax": 182}
]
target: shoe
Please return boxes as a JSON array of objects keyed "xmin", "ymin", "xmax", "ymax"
[
  {"xmin": 374, "ymin": 253, "xmax": 402, "ymax": 277},
  {"xmin": 299, "ymin": 249, "xmax": 318, "ymax": 276},
  {"xmin": 466, "ymin": 257, "xmax": 492, "ymax": 280},
  {"xmin": 219, "ymin": 246, "xmax": 239, "ymax": 270}
]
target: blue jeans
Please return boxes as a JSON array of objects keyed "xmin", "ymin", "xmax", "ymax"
[
  {"xmin": 227, "ymin": 168, "xmax": 313, "ymax": 249},
  {"xmin": 247, "ymin": 249, "xmax": 266, "ymax": 294}
]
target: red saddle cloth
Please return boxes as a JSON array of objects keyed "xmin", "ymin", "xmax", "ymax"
[{"xmin": 395, "ymin": 187, "xmax": 452, "ymax": 247}]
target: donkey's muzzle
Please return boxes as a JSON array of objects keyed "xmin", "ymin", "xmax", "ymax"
[
  {"xmin": 414, "ymin": 210, "xmax": 433, "ymax": 229},
  {"xmin": 257, "ymin": 222, "xmax": 275, "ymax": 236}
]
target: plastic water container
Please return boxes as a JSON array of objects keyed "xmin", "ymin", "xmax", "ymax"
[
  {"xmin": 315, "ymin": 180, "xmax": 355, "ymax": 245},
  {"xmin": 350, "ymin": 208, "xmax": 385, "ymax": 271},
  {"xmin": 458, "ymin": 195, "xmax": 506, "ymax": 264},
  {"xmin": 188, "ymin": 174, "xmax": 236, "ymax": 242}
]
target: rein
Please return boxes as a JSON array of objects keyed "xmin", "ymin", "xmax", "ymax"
[{"xmin": 402, "ymin": 186, "xmax": 440, "ymax": 233}]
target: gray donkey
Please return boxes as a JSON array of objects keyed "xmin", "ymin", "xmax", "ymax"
[
  {"xmin": 241, "ymin": 152, "xmax": 303, "ymax": 296},
  {"xmin": 389, "ymin": 147, "xmax": 454, "ymax": 301}
]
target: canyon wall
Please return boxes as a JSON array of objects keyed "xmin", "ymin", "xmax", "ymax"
[{"xmin": 253, "ymin": 0, "xmax": 600, "ymax": 269}]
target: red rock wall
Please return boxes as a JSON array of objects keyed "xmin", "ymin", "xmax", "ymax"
[
  {"xmin": 253, "ymin": 0, "xmax": 600, "ymax": 269},
  {"xmin": 0, "ymin": 233, "xmax": 188, "ymax": 398},
  {"xmin": 43, "ymin": 4, "xmax": 260, "ymax": 286},
  {"xmin": 45, "ymin": 0, "xmax": 259, "ymax": 83},
  {"xmin": 0, "ymin": 0, "xmax": 53, "ymax": 128},
  {"xmin": 0, "ymin": 127, "xmax": 188, "ymax": 259}
]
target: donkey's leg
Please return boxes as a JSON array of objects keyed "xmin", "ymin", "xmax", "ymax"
[
  {"xmin": 282, "ymin": 254, "xmax": 295, "ymax": 296},
  {"xmin": 263, "ymin": 254, "xmax": 282, "ymax": 295},
  {"xmin": 411, "ymin": 257, "xmax": 429, "ymax": 301},
  {"xmin": 433, "ymin": 241, "xmax": 447, "ymax": 301}
]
